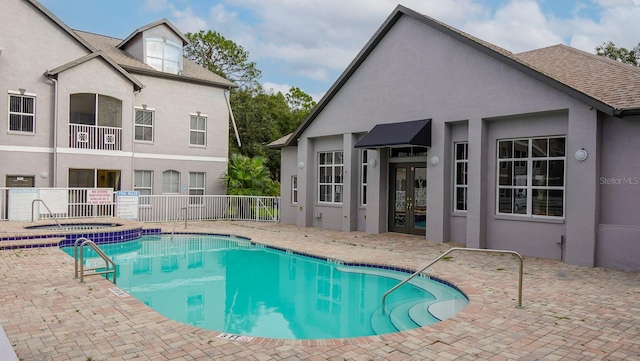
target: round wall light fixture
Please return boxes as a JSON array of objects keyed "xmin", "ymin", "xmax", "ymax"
[
  {"xmin": 368, "ymin": 159, "xmax": 377, "ymax": 168},
  {"xmin": 575, "ymin": 149, "xmax": 588, "ymax": 162},
  {"xmin": 298, "ymin": 161, "xmax": 305, "ymax": 169},
  {"xmin": 430, "ymin": 156, "xmax": 439, "ymax": 166}
]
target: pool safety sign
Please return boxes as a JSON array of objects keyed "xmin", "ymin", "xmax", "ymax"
[
  {"xmin": 87, "ymin": 189, "xmax": 113, "ymax": 205},
  {"xmin": 116, "ymin": 191, "xmax": 139, "ymax": 220}
]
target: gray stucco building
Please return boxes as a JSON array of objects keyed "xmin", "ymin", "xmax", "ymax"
[
  {"xmin": 1, "ymin": 0, "xmax": 235, "ymax": 196},
  {"xmin": 270, "ymin": 5, "xmax": 640, "ymax": 271}
]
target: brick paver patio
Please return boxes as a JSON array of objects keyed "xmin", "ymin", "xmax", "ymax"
[{"xmin": 1, "ymin": 220, "xmax": 639, "ymax": 360}]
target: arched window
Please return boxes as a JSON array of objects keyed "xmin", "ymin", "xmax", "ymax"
[
  {"xmin": 146, "ymin": 38, "xmax": 183, "ymax": 74},
  {"xmin": 162, "ymin": 170, "xmax": 180, "ymax": 194}
]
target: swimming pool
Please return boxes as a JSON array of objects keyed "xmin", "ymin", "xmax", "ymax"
[{"xmin": 62, "ymin": 234, "xmax": 468, "ymax": 339}]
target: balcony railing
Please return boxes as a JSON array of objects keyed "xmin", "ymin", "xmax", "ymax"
[{"xmin": 69, "ymin": 124, "xmax": 122, "ymax": 150}]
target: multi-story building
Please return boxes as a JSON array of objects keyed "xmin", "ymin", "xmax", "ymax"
[{"xmin": 0, "ymin": 0, "xmax": 236, "ymax": 197}]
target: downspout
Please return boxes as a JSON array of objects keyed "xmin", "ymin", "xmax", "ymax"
[
  {"xmin": 224, "ymin": 89, "xmax": 241, "ymax": 148},
  {"xmin": 50, "ymin": 76, "xmax": 59, "ymax": 187}
]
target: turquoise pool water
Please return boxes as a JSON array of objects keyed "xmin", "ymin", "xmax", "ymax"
[{"xmin": 62, "ymin": 235, "xmax": 468, "ymax": 339}]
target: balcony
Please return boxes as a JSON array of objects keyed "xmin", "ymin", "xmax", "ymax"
[{"xmin": 69, "ymin": 124, "xmax": 122, "ymax": 151}]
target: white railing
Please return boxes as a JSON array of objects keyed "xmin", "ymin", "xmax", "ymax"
[
  {"xmin": 0, "ymin": 187, "xmax": 279, "ymax": 223},
  {"xmin": 69, "ymin": 124, "xmax": 122, "ymax": 150},
  {"xmin": 138, "ymin": 195, "xmax": 280, "ymax": 223}
]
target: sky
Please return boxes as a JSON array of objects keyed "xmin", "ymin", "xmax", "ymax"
[{"xmin": 39, "ymin": 0, "xmax": 640, "ymax": 101}]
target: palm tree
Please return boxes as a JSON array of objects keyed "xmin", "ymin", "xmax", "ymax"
[{"xmin": 220, "ymin": 154, "xmax": 279, "ymax": 196}]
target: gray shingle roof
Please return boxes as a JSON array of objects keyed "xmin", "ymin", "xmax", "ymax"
[
  {"xmin": 517, "ymin": 44, "xmax": 640, "ymax": 112},
  {"xmin": 75, "ymin": 30, "xmax": 236, "ymax": 89}
]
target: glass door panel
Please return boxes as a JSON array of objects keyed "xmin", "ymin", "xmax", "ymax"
[{"xmin": 413, "ymin": 167, "xmax": 426, "ymax": 231}]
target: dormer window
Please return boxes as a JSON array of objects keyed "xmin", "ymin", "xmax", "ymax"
[{"xmin": 145, "ymin": 38, "xmax": 183, "ymax": 74}]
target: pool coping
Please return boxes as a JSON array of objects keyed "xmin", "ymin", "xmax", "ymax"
[
  {"xmin": 57, "ymin": 228, "xmax": 485, "ymax": 346},
  {"xmin": 1, "ymin": 221, "xmax": 486, "ymax": 346}
]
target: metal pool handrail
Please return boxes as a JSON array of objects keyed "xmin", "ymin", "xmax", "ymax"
[
  {"xmin": 31, "ymin": 199, "xmax": 62, "ymax": 229},
  {"xmin": 381, "ymin": 247, "xmax": 524, "ymax": 314},
  {"xmin": 73, "ymin": 237, "xmax": 116, "ymax": 284},
  {"xmin": 171, "ymin": 207, "xmax": 188, "ymax": 236}
]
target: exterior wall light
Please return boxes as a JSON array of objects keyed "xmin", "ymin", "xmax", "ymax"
[
  {"xmin": 298, "ymin": 162, "xmax": 305, "ymax": 169},
  {"xmin": 430, "ymin": 156, "xmax": 439, "ymax": 166},
  {"xmin": 368, "ymin": 159, "xmax": 377, "ymax": 167},
  {"xmin": 575, "ymin": 149, "xmax": 588, "ymax": 162}
]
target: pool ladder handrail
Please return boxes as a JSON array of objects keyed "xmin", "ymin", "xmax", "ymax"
[
  {"xmin": 171, "ymin": 207, "xmax": 188, "ymax": 236},
  {"xmin": 31, "ymin": 199, "xmax": 63, "ymax": 229},
  {"xmin": 381, "ymin": 247, "xmax": 523, "ymax": 314},
  {"xmin": 73, "ymin": 237, "xmax": 116, "ymax": 284}
]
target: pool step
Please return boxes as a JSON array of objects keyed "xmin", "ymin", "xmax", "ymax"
[{"xmin": 370, "ymin": 298, "xmax": 425, "ymax": 335}]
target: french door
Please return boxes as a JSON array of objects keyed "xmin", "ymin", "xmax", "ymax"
[{"xmin": 389, "ymin": 163, "xmax": 426, "ymax": 235}]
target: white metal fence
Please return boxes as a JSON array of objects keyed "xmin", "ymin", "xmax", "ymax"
[{"xmin": 0, "ymin": 187, "xmax": 280, "ymax": 223}]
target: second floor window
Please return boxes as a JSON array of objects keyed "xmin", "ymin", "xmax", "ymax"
[
  {"xmin": 135, "ymin": 108, "xmax": 154, "ymax": 142},
  {"xmin": 70, "ymin": 93, "xmax": 122, "ymax": 127},
  {"xmin": 190, "ymin": 115, "xmax": 206, "ymax": 146},
  {"xmin": 9, "ymin": 93, "xmax": 35, "ymax": 133}
]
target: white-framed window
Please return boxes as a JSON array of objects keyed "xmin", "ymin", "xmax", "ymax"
[
  {"xmin": 318, "ymin": 151, "xmax": 343, "ymax": 203},
  {"xmin": 361, "ymin": 150, "xmax": 368, "ymax": 206},
  {"xmin": 497, "ymin": 137, "xmax": 565, "ymax": 217},
  {"xmin": 8, "ymin": 92, "xmax": 35, "ymax": 133},
  {"xmin": 189, "ymin": 172, "xmax": 205, "ymax": 205},
  {"xmin": 162, "ymin": 170, "xmax": 180, "ymax": 194},
  {"xmin": 454, "ymin": 142, "xmax": 468, "ymax": 211},
  {"xmin": 291, "ymin": 175, "xmax": 298, "ymax": 204},
  {"xmin": 190, "ymin": 114, "xmax": 206, "ymax": 146},
  {"xmin": 134, "ymin": 108, "xmax": 154, "ymax": 142},
  {"xmin": 134, "ymin": 170, "xmax": 153, "ymax": 205},
  {"xmin": 145, "ymin": 38, "xmax": 183, "ymax": 74}
]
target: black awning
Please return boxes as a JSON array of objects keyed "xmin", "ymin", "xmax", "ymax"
[{"xmin": 354, "ymin": 119, "xmax": 431, "ymax": 148}]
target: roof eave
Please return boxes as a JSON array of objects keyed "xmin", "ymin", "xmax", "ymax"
[
  {"xmin": 45, "ymin": 51, "xmax": 144, "ymax": 92},
  {"xmin": 117, "ymin": 18, "xmax": 191, "ymax": 49},
  {"xmin": 26, "ymin": 0, "xmax": 96, "ymax": 53},
  {"xmin": 283, "ymin": 6, "xmax": 405, "ymax": 147},
  {"xmin": 122, "ymin": 65, "xmax": 237, "ymax": 89}
]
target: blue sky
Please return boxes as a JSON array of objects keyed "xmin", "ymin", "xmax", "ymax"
[{"xmin": 39, "ymin": 0, "xmax": 640, "ymax": 100}]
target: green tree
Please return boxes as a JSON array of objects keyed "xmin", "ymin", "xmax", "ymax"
[
  {"xmin": 596, "ymin": 41, "xmax": 640, "ymax": 66},
  {"xmin": 220, "ymin": 153, "xmax": 280, "ymax": 196},
  {"xmin": 286, "ymin": 86, "xmax": 316, "ymax": 112},
  {"xmin": 185, "ymin": 30, "xmax": 262, "ymax": 88}
]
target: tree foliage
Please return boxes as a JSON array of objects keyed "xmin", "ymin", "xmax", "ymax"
[
  {"xmin": 185, "ymin": 30, "xmax": 262, "ymax": 89},
  {"xmin": 229, "ymin": 87, "xmax": 314, "ymax": 178},
  {"xmin": 220, "ymin": 154, "xmax": 279, "ymax": 196},
  {"xmin": 185, "ymin": 28, "xmax": 317, "ymax": 191},
  {"xmin": 596, "ymin": 41, "xmax": 640, "ymax": 67}
]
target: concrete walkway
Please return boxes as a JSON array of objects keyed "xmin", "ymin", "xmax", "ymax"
[{"xmin": 0, "ymin": 221, "xmax": 639, "ymax": 360}]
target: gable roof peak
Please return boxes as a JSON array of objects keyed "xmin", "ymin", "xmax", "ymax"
[{"xmin": 117, "ymin": 18, "xmax": 190, "ymax": 49}]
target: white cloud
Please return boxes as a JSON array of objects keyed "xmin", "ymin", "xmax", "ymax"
[
  {"xmin": 262, "ymin": 82, "xmax": 291, "ymax": 96},
  {"xmin": 156, "ymin": 0, "xmax": 640, "ymax": 94},
  {"xmin": 463, "ymin": 0, "xmax": 563, "ymax": 53}
]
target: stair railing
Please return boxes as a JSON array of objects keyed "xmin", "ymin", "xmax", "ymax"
[{"xmin": 382, "ymin": 247, "xmax": 523, "ymax": 314}]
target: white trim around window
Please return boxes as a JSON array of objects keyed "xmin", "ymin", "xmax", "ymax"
[
  {"xmin": 360, "ymin": 150, "xmax": 368, "ymax": 207},
  {"xmin": 8, "ymin": 92, "xmax": 36, "ymax": 134},
  {"xmin": 496, "ymin": 136, "xmax": 566, "ymax": 218},
  {"xmin": 318, "ymin": 151, "xmax": 344, "ymax": 204},
  {"xmin": 454, "ymin": 142, "xmax": 468, "ymax": 212},
  {"xmin": 134, "ymin": 170, "xmax": 153, "ymax": 205},
  {"xmin": 162, "ymin": 170, "xmax": 180, "ymax": 194},
  {"xmin": 189, "ymin": 113, "xmax": 207, "ymax": 147},
  {"xmin": 134, "ymin": 107, "xmax": 154, "ymax": 143},
  {"xmin": 188, "ymin": 172, "xmax": 205, "ymax": 205},
  {"xmin": 291, "ymin": 175, "xmax": 298, "ymax": 204}
]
